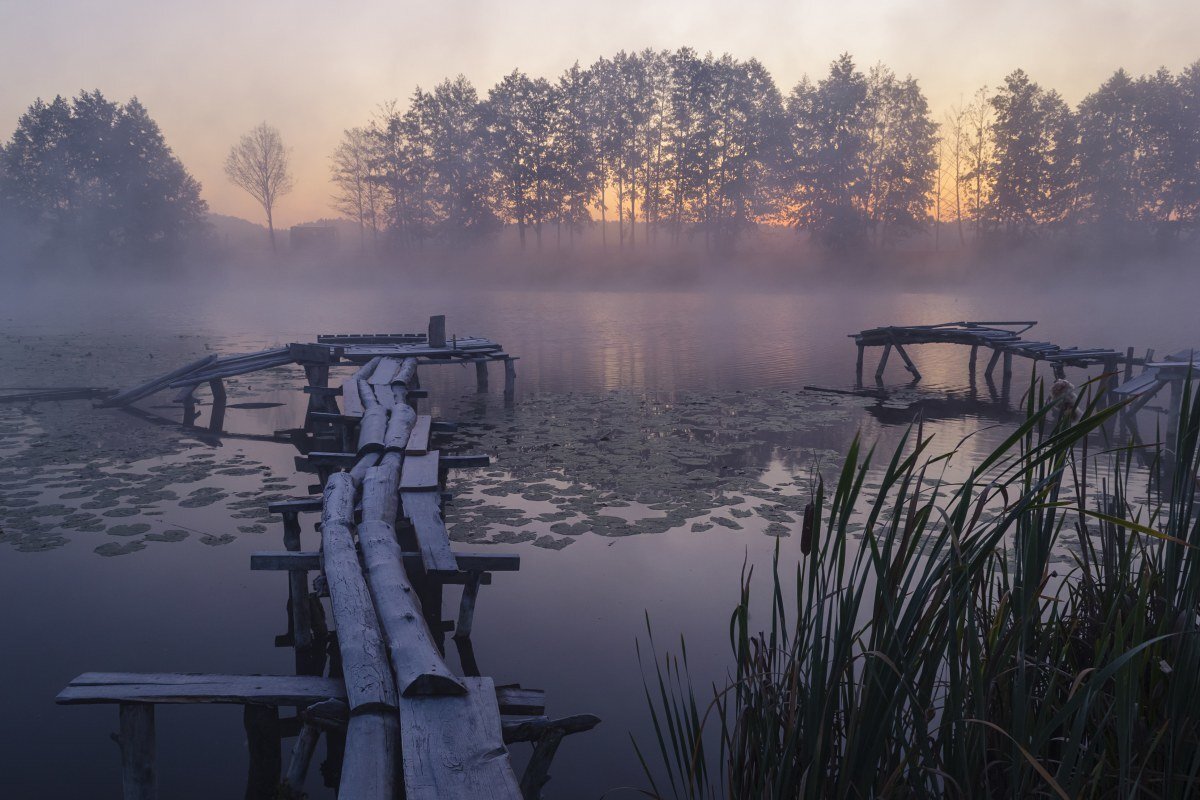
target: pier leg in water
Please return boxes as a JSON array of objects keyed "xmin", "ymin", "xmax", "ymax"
[
  {"xmin": 985, "ymin": 348, "xmax": 1003, "ymax": 379},
  {"xmin": 476, "ymin": 359, "xmax": 489, "ymax": 393},
  {"xmin": 855, "ymin": 344, "xmax": 865, "ymax": 386},
  {"xmin": 208, "ymin": 379, "xmax": 227, "ymax": 433},
  {"xmin": 875, "ymin": 344, "xmax": 892, "ymax": 382},
  {"xmin": 893, "ymin": 342, "xmax": 922, "ymax": 381},
  {"xmin": 244, "ymin": 704, "xmax": 282, "ymax": 800},
  {"xmin": 281, "ymin": 511, "xmax": 317, "ymax": 674},
  {"xmin": 969, "ymin": 345, "xmax": 978, "ymax": 382},
  {"xmin": 504, "ymin": 357, "xmax": 517, "ymax": 399},
  {"xmin": 119, "ymin": 703, "xmax": 156, "ymax": 800},
  {"xmin": 1124, "ymin": 346, "xmax": 1135, "ymax": 381}
]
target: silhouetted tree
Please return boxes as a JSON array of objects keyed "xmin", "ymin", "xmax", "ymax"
[
  {"xmin": 1, "ymin": 90, "xmax": 207, "ymax": 265},
  {"xmin": 225, "ymin": 122, "xmax": 293, "ymax": 253},
  {"xmin": 330, "ymin": 126, "xmax": 383, "ymax": 253},
  {"xmin": 986, "ymin": 70, "xmax": 1075, "ymax": 238}
]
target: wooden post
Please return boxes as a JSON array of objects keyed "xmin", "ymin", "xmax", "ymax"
[
  {"xmin": 519, "ymin": 728, "xmax": 566, "ymax": 800},
  {"xmin": 244, "ymin": 704, "xmax": 282, "ymax": 800},
  {"xmin": 892, "ymin": 342, "xmax": 921, "ymax": 381},
  {"xmin": 118, "ymin": 703, "xmax": 156, "ymax": 800},
  {"xmin": 454, "ymin": 571, "xmax": 484, "ymax": 640},
  {"xmin": 504, "ymin": 357, "xmax": 517, "ymax": 397},
  {"xmin": 1002, "ymin": 351, "xmax": 1013, "ymax": 379},
  {"xmin": 428, "ymin": 315, "xmax": 446, "ymax": 348},
  {"xmin": 874, "ymin": 344, "xmax": 892, "ymax": 381},
  {"xmin": 475, "ymin": 360, "xmax": 489, "ymax": 393},
  {"xmin": 855, "ymin": 344, "xmax": 865, "ymax": 384},
  {"xmin": 208, "ymin": 379, "xmax": 227, "ymax": 432},
  {"xmin": 282, "ymin": 512, "xmax": 313, "ymax": 671},
  {"xmin": 985, "ymin": 348, "xmax": 1003, "ymax": 379},
  {"xmin": 1124, "ymin": 346, "xmax": 1135, "ymax": 382},
  {"xmin": 968, "ymin": 345, "xmax": 978, "ymax": 380}
]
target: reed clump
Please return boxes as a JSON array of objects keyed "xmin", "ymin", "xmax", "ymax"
[{"xmin": 637, "ymin": 379, "xmax": 1200, "ymax": 799}]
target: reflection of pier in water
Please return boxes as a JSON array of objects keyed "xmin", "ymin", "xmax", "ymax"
[{"xmin": 56, "ymin": 316, "xmax": 598, "ymax": 800}]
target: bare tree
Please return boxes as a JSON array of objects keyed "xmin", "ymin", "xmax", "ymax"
[
  {"xmin": 330, "ymin": 126, "xmax": 382, "ymax": 253},
  {"xmin": 225, "ymin": 123, "xmax": 293, "ymax": 253}
]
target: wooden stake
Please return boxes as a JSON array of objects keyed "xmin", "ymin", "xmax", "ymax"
[
  {"xmin": 118, "ymin": 703, "xmax": 156, "ymax": 800},
  {"xmin": 874, "ymin": 344, "xmax": 892, "ymax": 381}
]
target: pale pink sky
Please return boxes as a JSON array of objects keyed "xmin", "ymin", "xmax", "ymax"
[{"xmin": 3, "ymin": 0, "xmax": 1197, "ymax": 226}]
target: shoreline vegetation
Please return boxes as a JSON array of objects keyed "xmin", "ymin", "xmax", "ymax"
[
  {"xmin": 637, "ymin": 380, "xmax": 1200, "ymax": 798},
  {"xmin": 2, "ymin": 51, "xmax": 1199, "ymax": 271}
]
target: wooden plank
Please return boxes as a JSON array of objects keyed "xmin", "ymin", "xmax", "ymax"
[
  {"xmin": 57, "ymin": 673, "xmax": 346, "ymax": 705},
  {"xmin": 401, "ymin": 491, "xmax": 459, "ymax": 575},
  {"xmin": 267, "ymin": 498, "xmax": 322, "ymax": 514},
  {"xmin": 252, "ymin": 551, "xmax": 518, "ymax": 573},
  {"xmin": 341, "ymin": 379, "xmax": 365, "ymax": 416},
  {"xmin": 407, "ymin": 415, "xmax": 432, "ymax": 455},
  {"xmin": 99, "ymin": 354, "xmax": 220, "ymax": 407},
  {"xmin": 400, "ymin": 452, "xmax": 440, "ymax": 491},
  {"xmin": 59, "ymin": 672, "xmax": 541, "ymax": 714},
  {"xmin": 400, "ymin": 676, "xmax": 523, "ymax": 800},
  {"xmin": 340, "ymin": 711, "xmax": 399, "ymax": 800},
  {"xmin": 368, "ymin": 358, "xmax": 401, "ymax": 386},
  {"xmin": 288, "ymin": 343, "xmax": 337, "ymax": 364}
]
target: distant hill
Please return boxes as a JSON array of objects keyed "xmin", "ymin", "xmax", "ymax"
[{"xmin": 206, "ymin": 213, "xmax": 268, "ymax": 248}]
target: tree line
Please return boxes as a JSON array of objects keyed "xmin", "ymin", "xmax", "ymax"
[
  {"xmin": 333, "ymin": 50, "xmax": 1200, "ymax": 254},
  {"xmin": 2, "ymin": 51, "xmax": 1198, "ymax": 267}
]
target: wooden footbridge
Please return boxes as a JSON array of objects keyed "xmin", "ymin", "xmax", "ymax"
[
  {"xmin": 58, "ymin": 316, "xmax": 598, "ymax": 800},
  {"xmin": 851, "ymin": 320, "xmax": 1198, "ymax": 438}
]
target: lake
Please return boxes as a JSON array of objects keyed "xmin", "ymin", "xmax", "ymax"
[{"xmin": 0, "ymin": 268, "xmax": 1193, "ymax": 798}]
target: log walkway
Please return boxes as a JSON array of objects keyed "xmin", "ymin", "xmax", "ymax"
[{"xmin": 57, "ymin": 316, "xmax": 597, "ymax": 800}]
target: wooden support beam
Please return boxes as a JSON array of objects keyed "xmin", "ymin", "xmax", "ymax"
[
  {"xmin": 1125, "ymin": 346, "xmax": 1136, "ymax": 382},
  {"xmin": 244, "ymin": 704, "xmax": 282, "ymax": 800},
  {"xmin": 1002, "ymin": 351, "xmax": 1013, "ymax": 378},
  {"xmin": 985, "ymin": 348, "xmax": 1003, "ymax": 378},
  {"xmin": 504, "ymin": 358, "xmax": 517, "ymax": 396},
  {"xmin": 855, "ymin": 344, "xmax": 865, "ymax": 383},
  {"xmin": 874, "ymin": 343, "xmax": 892, "ymax": 380},
  {"xmin": 252, "ymin": 551, "xmax": 518, "ymax": 574},
  {"xmin": 475, "ymin": 359, "xmax": 489, "ymax": 392},
  {"xmin": 969, "ymin": 345, "xmax": 978, "ymax": 378},
  {"xmin": 892, "ymin": 342, "xmax": 921, "ymax": 380},
  {"xmin": 118, "ymin": 703, "xmax": 156, "ymax": 800},
  {"xmin": 453, "ymin": 571, "xmax": 484, "ymax": 640}
]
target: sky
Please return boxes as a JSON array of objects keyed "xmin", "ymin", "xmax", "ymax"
[{"xmin": 2, "ymin": 0, "xmax": 1198, "ymax": 227}]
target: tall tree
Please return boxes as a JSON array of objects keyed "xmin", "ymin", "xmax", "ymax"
[
  {"xmin": 787, "ymin": 54, "xmax": 872, "ymax": 249},
  {"xmin": 1, "ymin": 90, "xmax": 207, "ymax": 265},
  {"xmin": 986, "ymin": 70, "xmax": 1075, "ymax": 238},
  {"xmin": 330, "ymin": 126, "xmax": 384, "ymax": 253},
  {"xmin": 225, "ymin": 122, "xmax": 293, "ymax": 253}
]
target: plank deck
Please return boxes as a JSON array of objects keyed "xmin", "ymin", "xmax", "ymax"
[
  {"xmin": 400, "ymin": 451, "xmax": 440, "ymax": 491},
  {"xmin": 400, "ymin": 676, "xmax": 523, "ymax": 800},
  {"xmin": 407, "ymin": 415, "xmax": 432, "ymax": 455},
  {"xmin": 57, "ymin": 673, "xmax": 346, "ymax": 705},
  {"xmin": 401, "ymin": 491, "xmax": 459, "ymax": 574}
]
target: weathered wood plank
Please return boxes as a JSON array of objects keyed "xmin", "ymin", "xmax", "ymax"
[
  {"xmin": 252, "ymin": 551, "xmax": 518, "ymax": 574},
  {"xmin": 99, "ymin": 354, "xmax": 220, "ymax": 407},
  {"xmin": 368, "ymin": 358, "xmax": 401, "ymax": 386},
  {"xmin": 400, "ymin": 452, "xmax": 440, "ymax": 491},
  {"xmin": 341, "ymin": 380, "xmax": 365, "ymax": 417},
  {"xmin": 406, "ymin": 415, "xmax": 432, "ymax": 455},
  {"xmin": 57, "ymin": 673, "xmax": 346, "ymax": 705},
  {"xmin": 340, "ymin": 711, "xmax": 399, "ymax": 800},
  {"xmin": 400, "ymin": 676, "xmax": 523, "ymax": 800},
  {"xmin": 401, "ymin": 491, "xmax": 459, "ymax": 574}
]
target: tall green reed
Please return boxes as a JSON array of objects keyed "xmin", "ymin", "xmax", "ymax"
[{"xmin": 637, "ymin": 376, "xmax": 1200, "ymax": 799}]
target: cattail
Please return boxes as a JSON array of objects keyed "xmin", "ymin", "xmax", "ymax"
[{"xmin": 801, "ymin": 502, "xmax": 815, "ymax": 556}]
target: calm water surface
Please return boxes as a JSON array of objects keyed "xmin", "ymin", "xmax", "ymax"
[{"xmin": 0, "ymin": 274, "xmax": 1194, "ymax": 798}]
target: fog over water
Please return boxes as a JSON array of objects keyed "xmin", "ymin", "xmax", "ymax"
[{"xmin": 0, "ymin": 263, "xmax": 1196, "ymax": 797}]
